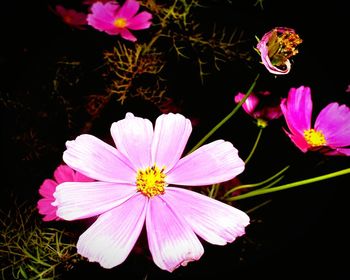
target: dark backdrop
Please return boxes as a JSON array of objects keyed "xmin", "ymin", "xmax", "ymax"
[{"xmin": 1, "ymin": 0, "xmax": 349, "ymax": 279}]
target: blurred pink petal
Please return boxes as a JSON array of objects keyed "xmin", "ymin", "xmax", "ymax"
[
  {"xmin": 120, "ymin": 28, "xmax": 137, "ymax": 41},
  {"xmin": 116, "ymin": 0, "xmax": 139, "ymax": 18},
  {"xmin": 55, "ymin": 5, "xmax": 87, "ymax": 30},
  {"xmin": 235, "ymin": 92, "xmax": 259, "ymax": 115},
  {"xmin": 234, "ymin": 91, "xmax": 282, "ymax": 124},
  {"xmin": 127, "ymin": 11, "xmax": 153, "ymax": 30},
  {"xmin": 87, "ymin": 2, "xmax": 120, "ymax": 33}
]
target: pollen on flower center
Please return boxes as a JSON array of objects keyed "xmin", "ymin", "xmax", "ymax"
[
  {"xmin": 268, "ymin": 29, "xmax": 302, "ymax": 67},
  {"xmin": 304, "ymin": 129, "xmax": 327, "ymax": 147},
  {"xmin": 114, "ymin": 18, "xmax": 127, "ymax": 28},
  {"xmin": 279, "ymin": 31, "xmax": 303, "ymax": 58},
  {"xmin": 136, "ymin": 165, "xmax": 167, "ymax": 198}
]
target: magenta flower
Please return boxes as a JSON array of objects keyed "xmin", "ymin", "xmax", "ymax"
[
  {"xmin": 54, "ymin": 5, "xmax": 88, "ymax": 30},
  {"xmin": 256, "ymin": 27, "xmax": 302, "ymax": 75},
  {"xmin": 87, "ymin": 0, "xmax": 152, "ymax": 42},
  {"xmin": 281, "ymin": 86, "xmax": 350, "ymax": 156},
  {"xmin": 37, "ymin": 164, "xmax": 94, "ymax": 221},
  {"xmin": 53, "ymin": 112, "xmax": 249, "ymax": 272},
  {"xmin": 235, "ymin": 91, "xmax": 282, "ymax": 127}
]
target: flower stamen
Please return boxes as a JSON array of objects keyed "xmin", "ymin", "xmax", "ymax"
[
  {"xmin": 304, "ymin": 129, "xmax": 327, "ymax": 147},
  {"xmin": 268, "ymin": 29, "xmax": 302, "ymax": 67},
  {"xmin": 114, "ymin": 17, "xmax": 127, "ymax": 28},
  {"xmin": 136, "ymin": 165, "xmax": 166, "ymax": 197}
]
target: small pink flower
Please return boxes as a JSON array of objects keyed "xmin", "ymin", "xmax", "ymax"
[
  {"xmin": 53, "ymin": 112, "xmax": 249, "ymax": 272},
  {"xmin": 256, "ymin": 27, "xmax": 302, "ymax": 75},
  {"xmin": 87, "ymin": 0, "xmax": 152, "ymax": 42},
  {"xmin": 235, "ymin": 91, "xmax": 282, "ymax": 127},
  {"xmin": 37, "ymin": 164, "xmax": 94, "ymax": 221},
  {"xmin": 55, "ymin": 5, "xmax": 88, "ymax": 30},
  {"xmin": 281, "ymin": 86, "xmax": 350, "ymax": 156}
]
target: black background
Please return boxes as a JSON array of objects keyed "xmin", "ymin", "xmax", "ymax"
[{"xmin": 1, "ymin": 0, "xmax": 349, "ymax": 279}]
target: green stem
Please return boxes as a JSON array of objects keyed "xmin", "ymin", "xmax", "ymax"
[
  {"xmin": 222, "ymin": 165, "xmax": 290, "ymax": 199},
  {"xmin": 209, "ymin": 183, "xmax": 220, "ymax": 198},
  {"xmin": 229, "ymin": 168, "xmax": 350, "ymax": 201},
  {"xmin": 246, "ymin": 199, "xmax": 272, "ymax": 214},
  {"xmin": 142, "ymin": 30, "xmax": 163, "ymax": 55},
  {"xmin": 188, "ymin": 73, "xmax": 260, "ymax": 154},
  {"xmin": 244, "ymin": 127, "xmax": 263, "ymax": 165}
]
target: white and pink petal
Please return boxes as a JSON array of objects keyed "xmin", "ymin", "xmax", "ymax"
[
  {"xmin": 77, "ymin": 194, "xmax": 147, "ymax": 268},
  {"xmin": 146, "ymin": 196, "xmax": 204, "ymax": 272},
  {"xmin": 164, "ymin": 187, "xmax": 249, "ymax": 245},
  {"xmin": 152, "ymin": 113, "xmax": 192, "ymax": 172},
  {"xmin": 53, "ymin": 181, "xmax": 137, "ymax": 220},
  {"xmin": 111, "ymin": 113, "xmax": 153, "ymax": 169},
  {"xmin": 63, "ymin": 134, "xmax": 135, "ymax": 183},
  {"xmin": 166, "ymin": 140, "xmax": 244, "ymax": 186}
]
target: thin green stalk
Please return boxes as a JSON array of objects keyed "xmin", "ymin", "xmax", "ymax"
[
  {"xmin": 246, "ymin": 199, "xmax": 272, "ymax": 214},
  {"xmin": 208, "ymin": 183, "xmax": 220, "ymax": 198},
  {"xmin": 222, "ymin": 165, "xmax": 290, "ymax": 199},
  {"xmin": 229, "ymin": 168, "xmax": 350, "ymax": 201},
  {"xmin": 142, "ymin": 30, "xmax": 164, "ymax": 55},
  {"xmin": 188, "ymin": 73, "xmax": 260, "ymax": 154},
  {"xmin": 244, "ymin": 127, "xmax": 263, "ymax": 165},
  {"xmin": 260, "ymin": 175, "xmax": 285, "ymax": 189}
]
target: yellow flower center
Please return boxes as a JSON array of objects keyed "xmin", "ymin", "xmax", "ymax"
[
  {"xmin": 257, "ymin": 118, "xmax": 268, "ymax": 128},
  {"xmin": 136, "ymin": 165, "xmax": 166, "ymax": 198},
  {"xmin": 113, "ymin": 18, "xmax": 127, "ymax": 28},
  {"xmin": 304, "ymin": 129, "xmax": 327, "ymax": 147}
]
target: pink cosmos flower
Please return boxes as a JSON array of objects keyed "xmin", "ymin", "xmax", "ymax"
[
  {"xmin": 87, "ymin": 0, "xmax": 152, "ymax": 42},
  {"xmin": 54, "ymin": 5, "xmax": 88, "ymax": 30},
  {"xmin": 256, "ymin": 27, "xmax": 302, "ymax": 75},
  {"xmin": 235, "ymin": 91, "xmax": 282, "ymax": 127},
  {"xmin": 281, "ymin": 86, "xmax": 350, "ymax": 156},
  {"xmin": 37, "ymin": 164, "xmax": 94, "ymax": 221},
  {"xmin": 53, "ymin": 112, "xmax": 249, "ymax": 272}
]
